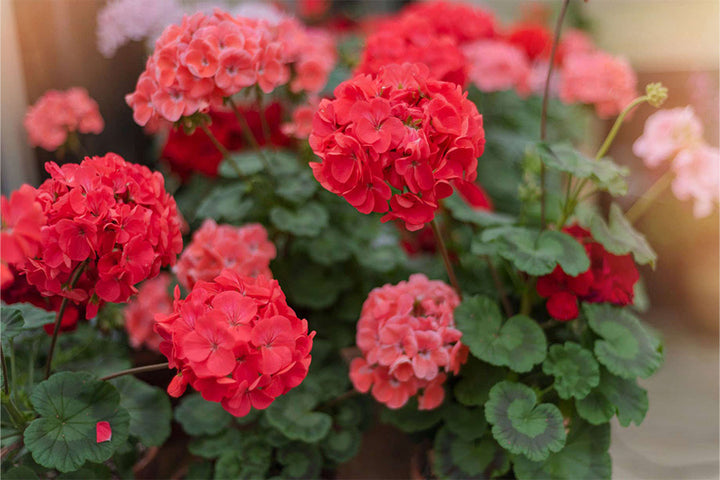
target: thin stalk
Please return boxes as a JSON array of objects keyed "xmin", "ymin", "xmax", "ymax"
[
  {"xmin": 539, "ymin": 0, "xmax": 572, "ymax": 229},
  {"xmin": 519, "ymin": 277, "xmax": 537, "ymax": 316},
  {"xmin": 625, "ymin": 170, "xmax": 673, "ymax": 224},
  {"xmin": 484, "ymin": 256, "xmax": 513, "ymax": 317},
  {"xmin": 8, "ymin": 341, "xmax": 16, "ymax": 395},
  {"xmin": 227, "ymin": 97, "xmax": 271, "ymax": 170},
  {"xmin": 198, "ymin": 123, "xmax": 243, "ymax": 178},
  {"xmin": 430, "ymin": 219, "xmax": 462, "ymax": 298},
  {"xmin": 595, "ymin": 96, "xmax": 649, "ymax": 161},
  {"xmin": 100, "ymin": 362, "xmax": 169, "ymax": 381},
  {"xmin": 1, "ymin": 344, "xmax": 9, "ymax": 395},
  {"xmin": 45, "ymin": 260, "xmax": 87, "ymax": 379}
]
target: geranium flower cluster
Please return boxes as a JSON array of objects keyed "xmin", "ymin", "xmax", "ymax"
[
  {"xmin": 155, "ymin": 269, "xmax": 314, "ymax": 416},
  {"xmin": 349, "ymin": 274, "xmax": 467, "ymax": 410},
  {"xmin": 174, "ymin": 219, "xmax": 276, "ymax": 290},
  {"xmin": 161, "ymin": 104, "xmax": 289, "ymax": 179},
  {"xmin": 124, "ymin": 272, "xmax": 173, "ymax": 351},
  {"xmin": 4, "ymin": 154, "xmax": 183, "ymax": 321},
  {"xmin": 536, "ymin": 225, "xmax": 639, "ymax": 321},
  {"xmin": 633, "ymin": 106, "xmax": 719, "ymax": 218},
  {"xmin": 126, "ymin": 9, "xmax": 336, "ymax": 128},
  {"xmin": 309, "ymin": 62, "xmax": 485, "ymax": 231},
  {"xmin": 24, "ymin": 87, "xmax": 104, "ymax": 151}
]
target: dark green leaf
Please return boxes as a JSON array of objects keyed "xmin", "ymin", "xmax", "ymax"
[
  {"xmin": 4, "ymin": 466, "xmax": 40, "ymax": 479},
  {"xmin": 380, "ymin": 397, "xmax": 444, "ymax": 433},
  {"xmin": 265, "ymin": 150, "xmax": 301, "ymax": 177},
  {"xmin": 195, "ymin": 183, "xmax": 253, "ymax": 222},
  {"xmin": 454, "ymin": 357, "xmax": 507, "ymax": 407},
  {"xmin": 24, "ymin": 372, "xmax": 130, "ymax": 473},
  {"xmin": 590, "ymin": 203, "xmax": 657, "ymax": 267},
  {"xmin": 270, "ymin": 202, "xmax": 328, "ymax": 237},
  {"xmin": 455, "ymin": 296, "xmax": 546, "ymax": 373},
  {"xmin": 485, "ymin": 381, "xmax": 566, "ymax": 461},
  {"xmin": 356, "ymin": 244, "xmax": 406, "ymax": 273},
  {"xmin": 174, "ymin": 393, "xmax": 232, "ymax": 436},
  {"xmin": 214, "ymin": 434, "xmax": 271, "ymax": 480},
  {"xmin": 110, "ymin": 376, "xmax": 171, "ymax": 446},
  {"xmin": 433, "ymin": 427, "xmax": 510, "ymax": 480},
  {"xmin": 218, "ymin": 152, "xmax": 264, "ymax": 178},
  {"xmin": 513, "ymin": 419, "xmax": 611, "ymax": 479},
  {"xmin": 277, "ymin": 443, "xmax": 323, "ymax": 479},
  {"xmin": 189, "ymin": 429, "xmax": 243, "ymax": 459},
  {"xmin": 576, "ymin": 368, "xmax": 648, "ymax": 427},
  {"xmin": 275, "ymin": 170, "xmax": 318, "ymax": 204},
  {"xmin": 57, "ymin": 462, "xmax": 112, "ymax": 479},
  {"xmin": 321, "ymin": 427, "xmax": 362, "ymax": 463},
  {"xmin": 444, "ymin": 194, "xmax": 514, "ymax": 227},
  {"xmin": 585, "ymin": 303, "xmax": 663, "ymax": 379},
  {"xmin": 542, "ymin": 342, "xmax": 600, "ymax": 400},
  {"xmin": 265, "ymin": 390, "xmax": 332, "ymax": 442},
  {"xmin": 443, "ymin": 403, "xmax": 487, "ymax": 441}
]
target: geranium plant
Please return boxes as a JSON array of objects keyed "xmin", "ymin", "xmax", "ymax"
[{"xmin": 2, "ymin": 1, "xmax": 717, "ymax": 479}]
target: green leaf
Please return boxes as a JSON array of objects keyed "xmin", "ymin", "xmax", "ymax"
[
  {"xmin": 355, "ymin": 244, "xmax": 406, "ymax": 273},
  {"xmin": 4, "ymin": 466, "xmax": 40, "ymax": 480},
  {"xmin": 270, "ymin": 202, "xmax": 329, "ymax": 237},
  {"xmin": 110, "ymin": 376, "xmax": 171, "ymax": 446},
  {"xmin": 379, "ymin": 397, "xmax": 445, "ymax": 433},
  {"xmin": 24, "ymin": 372, "xmax": 130, "ymax": 473},
  {"xmin": 214, "ymin": 434, "xmax": 271, "ymax": 480},
  {"xmin": 2, "ymin": 303, "xmax": 54, "ymax": 332},
  {"xmin": 513, "ymin": 419, "xmax": 611, "ymax": 480},
  {"xmin": 443, "ymin": 403, "xmax": 487, "ymax": 441},
  {"xmin": 433, "ymin": 427, "xmax": 510, "ymax": 480},
  {"xmin": 57, "ymin": 462, "xmax": 112, "ymax": 479},
  {"xmin": 303, "ymin": 364, "xmax": 351, "ymax": 403},
  {"xmin": 455, "ymin": 296, "xmax": 546, "ymax": 373},
  {"xmin": 280, "ymin": 261, "xmax": 352, "ymax": 309},
  {"xmin": 186, "ymin": 460, "xmax": 214, "ymax": 480},
  {"xmin": 195, "ymin": 182, "xmax": 253, "ymax": 222},
  {"xmin": 535, "ymin": 142, "xmax": 628, "ymax": 196},
  {"xmin": 277, "ymin": 443, "xmax": 323, "ymax": 479},
  {"xmin": 585, "ymin": 303, "xmax": 663, "ymax": 379},
  {"xmin": 218, "ymin": 152, "xmax": 264, "ymax": 178},
  {"xmin": 321, "ymin": 427, "xmax": 362, "ymax": 463},
  {"xmin": 189, "ymin": 429, "xmax": 244, "ymax": 459},
  {"xmin": 484, "ymin": 381, "xmax": 566, "ymax": 462},
  {"xmin": 300, "ymin": 229, "xmax": 355, "ymax": 265},
  {"xmin": 265, "ymin": 150, "xmax": 301, "ymax": 177},
  {"xmin": 275, "ymin": 170, "xmax": 318, "ymax": 204},
  {"xmin": 576, "ymin": 368, "xmax": 648, "ymax": 427},
  {"xmin": 265, "ymin": 390, "xmax": 332, "ymax": 442},
  {"xmin": 444, "ymin": 194, "xmax": 514, "ymax": 227},
  {"xmin": 542, "ymin": 342, "xmax": 600, "ymax": 400},
  {"xmin": 454, "ymin": 357, "xmax": 507, "ymax": 407},
  {"xmin": 174, "ymin": 393, "xmax": 232, "ymax": 436},
  {"xmin": 590, "ymin": 203, "xmax": 657, "ymax": 267},
  {"xmin": 480, "ymin": 227, "xmax": 589, "ymax": 276}
]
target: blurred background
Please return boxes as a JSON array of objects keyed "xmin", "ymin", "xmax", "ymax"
[{"xmin": 1, "ymin": 0, "xmax": 718, "ymax": 478}]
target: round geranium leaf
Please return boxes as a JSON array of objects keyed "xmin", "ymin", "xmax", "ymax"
[
  {"xmin": 443, "ymin": 403, "xmax": 487, "ymax": 441},
  {"xmin": 590, "ymin": 203, "xmax": 657, "ymax": 267},
  {"xmin": 453, "ymin": 357, "xmax": 507, "ymax": 407},
  {"xmin": 455, "ymin": 297, "xmax": 546, "ymax": 373},
  {"xmin": 215, "ymin": 435, "xmax": 272, "ymax": 480},
  {"xmin": 584, "ymin": 303, "xmax": 663, "ymax": 379},
  {"xmin": 270, "ymin": 202, "xmax": 329, "ymax": 237},
  {"xmin": 321, "ymin": 427, "xmax": 362, "ymax": 463},
  {"xmin": 484, "ymin": 381, "xmax": 566, "ymax": 462},
  {"xmin": 110, "ymin": 376, "xmax": 171, "ymax": 446},
  {"xmin": 380, "ymin": 397, "xmax": 445, "ymax": 433},
  {"xmin": 24, "ymin": 372, "xmax": 130, "ymax": 473},
  {"xmin": 542, "ymin": 342, "xmax": 600, "ymax": 400},
  {"xmin": 277, "ymin": 443, "xmax": 323, "ymax": 479},
  {"xmin": 174, "ymin": 393, "xmax": 232, "ymax": 436},
  {"xmin": 433, "ymin": 427, "xmax": 510, "ymax": 480},
  {"xmin": 266, "ymin": 391, "xmax": 332, "ymax": 442},
  {"xmin": 576, "ymin": 368, "xmax": 648, "ymax": 427},
  {"xmin": 513, "ymin": 419, "xmax": 611, "ymax": 480},
  {"xmin": 188, "ymin": 429, "xmax": 243, "ymax": 459}
]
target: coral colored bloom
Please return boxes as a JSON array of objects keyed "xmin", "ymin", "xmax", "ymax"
[
  {"xmin": 633, "ymin": 107, "xmax": 704, "ymax": 168},
  {"xmin": 506, "ymin": 23, "xmax": 552, "ymax": 61},
  {"xmin": 174, "ymin": 219, "xmax": 276, "ymax": 290},
  {"xmin": 155, "ymin": 269, "xmax": 314, "ymax": 416},
  {"xmin": 310, "ymin": 63, "xmax": 485, "ymax": 231},
  {"xmin": 349, "ymin": 274, "xmax": 464, "ymax": 410},
  {"xmin": 559, "ymin": 51, "xmax": 637, "ymax": 118},
  {"xmin": 124, "ymin": 273, "xmax": 172, "ymax": 351},
  {"xmin": 671, "ymin": 144, "xmax": 720, "ymax": 218},
  {"xmin": 463, "ymin": 40, "xmax": 531, "ymax": 95},
  {"xmin": 24, "ymin": 88, "xmax": 104, "ymax": 151},
  {"xmin": 96, "ymin": 421, "xmax": 112, "ymax": 443},
  {"xmin": 536, "ymin": 225, "xmax": 639, "ymax": 321}
]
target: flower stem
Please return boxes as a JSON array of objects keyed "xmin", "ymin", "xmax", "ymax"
[
  {"xmin": 1, "ymin": 344, "xmax": 9, "ymax": 395},
  {"xmin": 595, "ymin": 95, "xmax": 649, "ymax": 160},
  {"xmin": 484, "ymin": 256, "xmax": 513, "ymax": 317},
  {"xmin": 430, "ymin": 219, "xmax": 462, "ymax": 299},
  {"xmin": 45, "ymin": 260, "xmax": 87, "ymax": 380},
  {"xmin": 198, "ymin": 122, "xmax": 243, "ymax": 178},
  {"xmin": 625, "ymin": 170, "xmax": 674, "ymax": 224},
  {"xmin": 100, "ymin": 362, "xmax": 169, "ymax": 382},
  {"xmin": 539, "ymin": 0, "xmax": 571, "ymax": 230},
  {"xmin": 227, "ymin": 97, "xmax": 271, "ymax": 170}
]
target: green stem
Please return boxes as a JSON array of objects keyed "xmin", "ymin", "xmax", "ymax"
[
  {"xmin": 519, "ymin": 278, "xmax": 537, "ymax": 316},
  {"xmin": 227, "ymin": 97, "xmax": 271, "ymax": 170},
  {"xmin": 539, "ymin": 0, "xmax": 572, "ymax": 230},
  {"xmin": 45, "ymin": 260, "xmax": 87, "ymax": 380},
  {"xmin": 1, "ymin": 344, "xmax": 9, "ymax": 395},
  {"xmin": 430, "ymin": 219, "xmax": 462, "ymax": 299},
  {"xmin": 100, "ymin": 362, "xmax": 169, "ymax": 381},
  {"xmin": 625, "ymin": 170, "xmax": 674, "ymax": 224},
  {"xmin": 199, "ymin": 123, "xmax": 244, "ymax": 178},
  {"xmin": 595, "ymin": 95, "xmax": 649, "ymax": 160},
  {"xmin": 1, "ymin": 395, "xmax": 27, "ymax": 429},
  {"xmin": 538, "ymin": 384, "xmax": 555, "ymax": 399},
  {"xmin": 484, "ymin": 256, "xmax": 513, "ymax": 317}
]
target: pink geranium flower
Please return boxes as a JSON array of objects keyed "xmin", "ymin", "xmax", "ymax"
[
  {"xmin": 671, "ymin": 144, "xmax": 720, "ymax": 218},
  {"xmin": 633, "ymin": 107, "xmax": 704, "ymax": 168}
]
